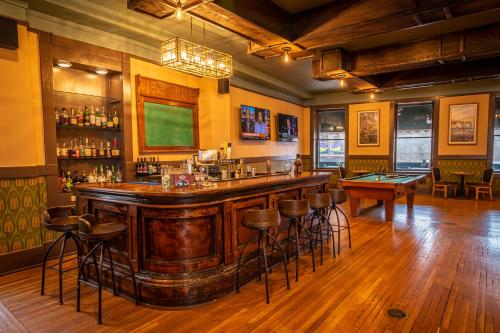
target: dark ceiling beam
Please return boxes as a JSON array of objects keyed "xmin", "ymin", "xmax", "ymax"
[
  {"xmin": 352, "ymin": 23, "xmax": 500, "ymax": 76},
  {"xmin": 371, "ymin": 56, "xmax": 500, "ymax": 90},
  {"xmin": 293, "ymin": 0, "xmax": 500, "ymax": 49}
]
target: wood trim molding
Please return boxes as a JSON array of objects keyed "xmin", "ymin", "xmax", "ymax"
[
  {"xmin": 0, "ymin": 164, "xmax": 57, "ymax": 179},
  {"xmin": 348, "ymin": 155, "xmax": 391, "ymax": 159}
]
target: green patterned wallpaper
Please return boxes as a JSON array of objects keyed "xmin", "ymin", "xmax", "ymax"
[
  {"xmin": 0, "ymin": 177, "xmax": 52, "ymax": 255},
  {"xmin": 435, "ymin": 159, "xmax": 487, "ymax": 183},
  {"xmin": 347, "ymin": 158, "xmax": 390, "ymax": 177}
]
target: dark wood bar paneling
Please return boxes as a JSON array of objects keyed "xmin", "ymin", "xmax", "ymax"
[{"xmin": 74, "ymin": 172, "xmax": 330, "ymax": 306}]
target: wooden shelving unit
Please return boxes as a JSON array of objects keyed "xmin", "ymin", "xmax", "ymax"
[{"xmin": 39, "ymin": 33, "xmax": 132, "ymax": 207}]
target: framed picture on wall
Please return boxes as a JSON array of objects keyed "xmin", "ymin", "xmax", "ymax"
[
  {"xmin": 448, "ymin": 103, "xmax": 478, "ymax": 145},
  {"xmin": 357, "ymin": 110, "xmax": 379, "ymax": 146}
]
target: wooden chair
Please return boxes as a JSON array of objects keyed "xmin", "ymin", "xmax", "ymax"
[
  {"xmin": 431, "ymin": 167, "xmax": 457, "ymax": 198},
  {"xmin": 465, "ymin": 168, "xmax": 494, "ymax": 200}
]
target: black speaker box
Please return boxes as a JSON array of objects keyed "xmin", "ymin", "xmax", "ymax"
[
  {"xmin": 218, "ymin": 78, "xmax": 230, "ymax": 94},
  {"xmin": 0, "ymin": 17, "xmax": 18, "ymax": 50}
]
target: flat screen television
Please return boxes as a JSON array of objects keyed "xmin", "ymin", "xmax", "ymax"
[
  {"xmin": 240, "ymin": 105, "xmax": 270, "ymax": 140},
  {"xmin": 277, "ymin": 113, "xmax": 298, "ymax": 142}
]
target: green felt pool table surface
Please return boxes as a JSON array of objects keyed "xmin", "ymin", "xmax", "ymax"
[{"xmin": 345, "ymin": 174, "xmax": 422, "ymax": 184}]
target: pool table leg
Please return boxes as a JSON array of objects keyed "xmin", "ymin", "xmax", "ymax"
[
  {"xmin": 376, "ymin": 200, "xmax": 384, "ymax": 206},
  {"xmin": 407, "ymin": 193, "xmax": 415, "ymax": 209},
  {"xmin": 349, "ymin": 197, "xmax": 360, "ymax": 217},
  {"xmin": 384, "ymin": 200, "xmax": 394, "ymax": 221}
]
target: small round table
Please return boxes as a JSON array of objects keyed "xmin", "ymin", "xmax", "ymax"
[{"xmin": 450, "ymin": 171, "xmax": 473, "ymax": 196}]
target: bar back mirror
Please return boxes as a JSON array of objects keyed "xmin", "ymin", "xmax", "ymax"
[{"xmin": 136, "ymin": 75, "xmax": 200, "ymax": 152}]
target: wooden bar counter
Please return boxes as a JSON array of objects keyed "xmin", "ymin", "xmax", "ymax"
[{"xmin": 75, "ymin": 172, "xmax": 330, "ymax": 307}]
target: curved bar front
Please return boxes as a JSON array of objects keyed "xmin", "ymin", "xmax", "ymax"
[{"xmin": 75, "ymin": 172, "xmax": 330, "ymax": 307}]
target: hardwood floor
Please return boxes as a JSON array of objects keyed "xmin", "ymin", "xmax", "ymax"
[{"xmin": 0, "ymin": 195, "xmax": 499, "ymax": 332}]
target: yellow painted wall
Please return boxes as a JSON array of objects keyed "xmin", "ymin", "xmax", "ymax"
[
  {"xmin": 438, "ymin": 94, "xmax": 490, "ymax": 156},
  {"xmin": 348, "ymin": 101, "xmax": 392, "ymax": 156},
  {"xmin": 0, "ymin": 25, "xmax": 44, "ymax": 167},
  {"xmin": 229, "ymin": 87, "xmax": 309, "ymax": 158},
  {"xmin": 130, "ymin": 58, "xmax": 309, "ymax": 161},
  {"xmin": 129, "ymin": 57, "xmax": 230, "ymax": 161}
]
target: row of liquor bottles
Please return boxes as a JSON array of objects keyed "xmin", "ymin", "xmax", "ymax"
[
  {"xmin": 55, "ymin": 106, "xmax": 120, "ymax": 128},
  {"xmin": 135, "ymin": 157, "xmax": 162, "ymax": 176},
  {"xmin": 57, "ymin": 137, "xmax": 120, "ymax": 158},
  {"xmin": 58, "ymin": 164, "xmax": 123, "ymax": 192}
]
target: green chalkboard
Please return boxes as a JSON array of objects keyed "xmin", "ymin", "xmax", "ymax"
[{"xmin": 144, "ymin": 102, "xmax": 195, "ymax": 147}]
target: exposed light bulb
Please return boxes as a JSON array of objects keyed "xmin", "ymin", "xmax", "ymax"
[
  {"xmin": 175, "ymin": 1, "xmax": 182, "ymax": 19},
  {"xmin": 370, "ymin": 92, "xmax": 375, "ymax": 99},
  {"xmin": 340, "ymin": 79, "xmax": 345, "ymax": 87},
  {"xmin": 282, "ymin": 47, "xmax": 291, "ymax": 63}
]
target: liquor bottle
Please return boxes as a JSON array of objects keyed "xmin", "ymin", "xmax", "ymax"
[
  {"xmin": 84, "ymin": 137, "xmax": 92, "ymax": 157},
  {"xmin": 95, "ymin": 107, "xmax": 101, "ymax": 127},
  {"xmin": 67, "ymin": 140, "xmax": 73, "ymax": 158},
  {"xmin": 81, "ymin": 170, "xmax": 88, "ymax": 183},
  {"xmin": 84, "ymin": 106, "xmax": 90, "ymax": 127},
  {"xmin": 70, "ymin": 108, "xmax": 77, "ymax": 126},
  {"xmin": 135, "ymin": 158, "xmax": 140, "ymax": 175},
  {"xmin": 58, "ymin": 168, "xmax": 66, "ymax": 192},
  {"xmin": 55, "ymin": 107, "xmax": 61, "ymax": 126},
  {"xmin": 91, "ymin": 137, "xmax": 97, "ymax": 157},
  {"xmin": 110, "ymin": 165, "xmax": 116, "ymax": 182},
  {"xmin": 105, "ymin": 165, "xmax": 111, "ymax": 182},
  {"xmin": 87, "ymin": 168, "xmax": 96, "ymax": 183},
  {"xmin": 112, "ymin": 106, "xmax": 119, "ymax": 128},
  {"xmin": 79, "ymin": 137, "xmax": 85, "ymax": 158},
  {"xmin": 64, "ymin": 170, "xmax": 73, "ymax": 192},
  {"xmin": 98, "ymin": 164, "xmax": 105, "ymax": 182},
  {"xmin": 72, "ymin": 170, "xmax": 80, "ymax": 184},
  {"xmin": 294, "ymin": 154, "xmax": 302, "ymax": 175},
  {"xmin": 116, "ymin": 165, "xmax": 122, "ymax": 182},
  {"xmin": 77, "ymin": 107, "xmax": 84, "ymax": 127},
  {"xmin": 56, "ymin": 142, "xmax": 61, "ymax": 157},
  {"xmin": 156, "ymin": 157, "xmax": 161, "ymax": 175},
  {"xmin": 111, "ymin": 138, "xmax": 120, "ymax": 157},
  {"xmin": 100, "ymin": 107, "xmax": 107, "ymax": 128},
  {"xmin": 62, "ymin": 108, "xmax": 69, "ymax": 126},
  {"xmin": 148, "ymin": 158, "xmax": 154, "ymax": 175},
  {"xmin": 61, "ymin": 141, "xmax": 68, "ymax": 157},
  {"xmin": 98, "ymin": 140, "xmax": 105, "ymax": 157},
  {"xmin": 106, "ymin": 140, "xmax": 112, "ymax": 157},
  {"xmin": 89, "ymin": 106, "xmax": 96, "ymax": 126},
  {"xmin": 107, "ymin": 110, "xmax": 114, "ymax": 128},
  {"xmin": 151, "ymin": 157, "xmax": 157, "ymax": 175}
]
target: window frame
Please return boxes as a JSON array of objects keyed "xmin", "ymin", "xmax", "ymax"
[
  {"xmin": 493, "ymin": 96, "xmax": 500, "ymax": 173},
  {"xmin": 311, "ymin": 106, "xmax": 348, "ymax": 170},
  {"xmin": 393, "ymin": 100, "xmax": 435, "ymax": 172}
]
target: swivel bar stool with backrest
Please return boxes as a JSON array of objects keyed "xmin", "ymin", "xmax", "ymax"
[
  {"xmin": 307, "ymin": 192, "xmax": 335, "ymax": 265},
  {"xmin": 76, "ymin": 214, "xmax": 138, "ymax": 324},
  {"xmin": 41, "ymin": 206, "xmax": 82, "ymax": 305},
  {"xmin": 277, "ymin": 199, "xmax": 315, "ymax": 282},
  {"xmin": 235, "ymin": 208, "xmax": 290, "ymax": 304},
  {"xmin": 327, "ymin": 188, "xmax": 351, "ymax": 254}
]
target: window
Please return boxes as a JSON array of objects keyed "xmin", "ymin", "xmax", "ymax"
[
  {"xmin": 316, "ymin": 109, "xmax": 346, "ymax": 168},
  {"xmin": 394, "ymin": 102, "xmax": 433, "ymax": 170},
  {"xmin": 494, "ymin": 98, "xmax": 500, "ymax": 171}
]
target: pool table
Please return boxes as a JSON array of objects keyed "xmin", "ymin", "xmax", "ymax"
[{"xmin": 339, "ymin": 173, "xmax": 426, "ymax": 221}]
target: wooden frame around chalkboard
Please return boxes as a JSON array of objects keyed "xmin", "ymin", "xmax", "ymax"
[{"xmin": 136, "ymin": 75, "xmax": 199, "ymax": 153}]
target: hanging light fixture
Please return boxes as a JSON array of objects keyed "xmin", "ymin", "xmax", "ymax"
[
  {"xmin": 282, "ymin": 47, "xmax": 291, "ymax": 63},
  {"xmin": 175, "ymin": 0, "xmax": 183, "ymax": 19},
  {"xmin": 160, "ymin": 19, "xmax": 232, "ymax": 79}
]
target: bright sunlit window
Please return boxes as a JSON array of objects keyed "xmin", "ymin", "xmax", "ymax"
[{"xmin": 316, "ymin": 109, "xmax": 346, "ymax": 168}]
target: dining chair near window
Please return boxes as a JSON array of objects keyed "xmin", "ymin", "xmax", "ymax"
[
  {"xmin": 465, "ymin": 168, "xmax": 494, "ymax": 200},
  {"xmin": 431, "ymin": 167, "xmax": 457, "ymax": 198}
]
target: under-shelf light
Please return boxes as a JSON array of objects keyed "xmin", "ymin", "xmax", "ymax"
[
  {"xmin": 95, "ymin": 68, "xmax": 109, "ymax": 75},
  {"xmin": 56, "ymin": 59, "xmax": 72, "ymax": 68}
]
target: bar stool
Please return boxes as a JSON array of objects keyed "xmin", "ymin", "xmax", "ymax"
[
  {"xmin": 235, "ymin": 208, "xmax": 290, "ymax": 304},
  {"xmin": 277, "ymin": 200, "xmax": 315, "ymax": 282},
  {"xmin": 40, "ymin": 206, "xmax": 82, "ymax": 305},
  {"xmin": 76, "ymin": 214, "xmax": 138, "ymax": 324},
  {"xmin": 308, "ymin": 193, "xmax": 336, "ymax": 265},
  {"xmin": 327, "ymin": 188, "xmax": 352, "ymax": 254}
]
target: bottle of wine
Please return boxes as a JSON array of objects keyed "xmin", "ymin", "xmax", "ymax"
[
  {"xmin": 79, "ymin": 137, "xmax": 85, "ymax": 158},
  {"xmin": 89, "ymin": 106, "xmax": 96, "ymax": 126},
  {"xmin": 70, "ymin": 108, "xmax": 77, "ymax": 126},
  {"xmin": 84, "ymin": 106, "xmax": 90, "ymax": 127},
  {"xmin": 111, "ymin": 138, "xmax": 120, "ymax": 157},
  {"xmin": 91, "ymin": 137, "xmax": 97, "ymax": 157},
  {"xmin": 107, "ymin": 110, "xmax": 114, "ymax": 128},
  {"xmin": 112, "ymin": 106, "xmax": 119, "ymax": 128},
  {"xmin": 95, "ymin": 107, "xmax": 101, "ymax": 127},
  {"xmin": 100, "ymin": 107, "xmax": 107, "ymax": 128},
  {"xmin": 77, "ymin": 107, "xmax": 84, "ymax": 127},
  {"xmin": 294, "ymin": 154, "xmax": 302, "ymax": 175},
  {"xmin": 62, "ymin": 108, "xmax": 69, "ymax": 126}
]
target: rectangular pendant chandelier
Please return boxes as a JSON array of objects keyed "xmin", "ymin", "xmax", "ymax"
[{"xmin": 160, "ymin": 37, "xmax": 232, "ymax": 79}]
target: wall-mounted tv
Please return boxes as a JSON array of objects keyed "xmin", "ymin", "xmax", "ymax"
[
  {"xmin": 240, "ymin": 105, "xmax": 270, "ymax": 140},
  {"xmin": 277, "ymin": 113, "xmax": 298, "ymax": 142}
]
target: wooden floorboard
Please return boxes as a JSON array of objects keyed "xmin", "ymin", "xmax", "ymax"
[{"xmin": 0, "ymin": 195, "xmax": 499, "ymax": 333}]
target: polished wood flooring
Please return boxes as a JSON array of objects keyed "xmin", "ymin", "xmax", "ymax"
[{"xmin": 0, "ymin": 195, "xmax": 499, "ymax": 333}]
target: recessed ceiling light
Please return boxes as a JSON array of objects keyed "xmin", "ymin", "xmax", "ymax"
[
  {"xmin": 56, "ymin": 60, "xmax": 72, "ymax": 68},
  {"xmin": 95, "ymin": 68, "xmax": 108, "ymax": 75}
]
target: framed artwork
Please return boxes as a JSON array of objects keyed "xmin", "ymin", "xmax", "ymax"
[
  {"xmin": 136, "ymin": 75, "xmax": 199, "ymax": 153},
  {"xmin": 448, "ymin": 103, "xmax": 478, "ymax": 145},
  {"xmin": 357, "ymin": 110, "xmax": 379, "ymax": 146}
]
